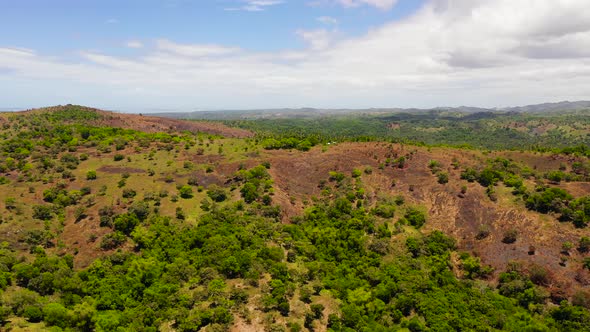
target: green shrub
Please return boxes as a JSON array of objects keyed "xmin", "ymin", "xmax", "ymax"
[
  {"xmin": 403, "ymin": 207, "xmax": 426, "ymax": 228},
  {"xmin": 179, "ymin": 185, "xmax": 193, "ymax": 199},
  {"xmin": 86, "ymin": 170, "xmax": 97, "ymax": 180}
]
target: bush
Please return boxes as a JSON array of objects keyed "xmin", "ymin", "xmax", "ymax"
[
  {"xmin": 572, "ymin": 290, "xmax": 590, "ymax": 309},
  {"xmin": 528, "ymin": 264, "xmax": 550, "ymax": 286},
  {"xmin": 311, "ymin": 303, "xmax": 325, "ymax": 319},
  {"xmin": 207, "ymin": 186, "xmax": 227, "ymax": 202},
  {"xmin": 477, "ymin": 168, "xmax": 502, "ymax": 187},
  {"xmin": 187, "ymin": 175, "xmax": 199, "ymax": 186},
  {"xmin": 462, "ymin": 255, "xmax": 493, "ymax": 279},
  {"xmin": 122, "ymin": 189, "xmax": 136, "ymax": 198},
  {"xmin": 100, "ymin": 232, "xmax": 126, "ymax": 250},
  {"xmin": 129, "ymin": 201, "xmax": 150, "ymax": 220},
  {"xmin": 502, "ymin": 229, "xmax": 518, "ymax": 244},
  {"xmin": 74, "ymin": 207, "xmax": 87, "ymax": 222},
  {"xmin": 403, "ymin": 207, "xmax": 426, "ymax": 228},
  {"xmin": 328, "ymin": 171, "xmax": 345, "ymax": 182},
  {"xmin": 86, "ymin": 170, "xmax": 97, "ymax": 180},
  {"xmin": 113, "ymin": 154, "xmax": 124, "ymax": 161},
  {"xmin": 23, "ymin": 305, "xmax": 43, "ymax": 323},
  {"xmin": 372, "ymin": 204, "xmax": 395, "ymax": 218},
  {"xmin": 43, "ymin": 302, "xmax": 69, "ymax": 328},
  {"xmin": 437, "ymin": 172, "xmax": 449, "ymax": 184},
  {"xmin": 5, "ymin": 197, "xmax": 17, "ymax": 210},
  {"xmin": 240, "ymin": 182, "xmax": 258, "ymax": 203},
  {"xmin": 579, "ymin": 237, "xmax": 590, "ymax": 253},
  {"xmin": 461, "ymin": 168, "xmax": 478, "ymax": 182},
  {"xmin": 32, "ymin": 205, "xmax": 53, "ymax": 220},
  {"xmin": 179, "ymin": 185, "xmax": 193, "ymax": 199},
  {"xmin": 114, "ymin": 213, "xmax": 140, "ymax": 235},
  {"xmin": 525, "ymin": 188, "xmax": 572, "ymax": 214},
  {"xmin": 475, "ymin": 225, "xmax": 491, "ymax": 240},
  {"xmin": 176, "ymin": 207, "xmax": 186, "ymax": 220}
]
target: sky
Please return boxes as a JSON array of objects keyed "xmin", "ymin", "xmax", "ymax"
[{"xmin": 1, "ymin": 0, "xmax": 590, "ymax": 111}]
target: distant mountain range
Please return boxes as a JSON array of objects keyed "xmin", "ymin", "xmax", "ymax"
[
  {"xmin": 153, "ymin": 100, "xmax": 590, "ymax": 120},
  {"xmin": 500, "ymin": 100, "xmax": 590, "ymax": 113}
]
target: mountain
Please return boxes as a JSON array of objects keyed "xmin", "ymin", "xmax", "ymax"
[{"xmin": 503, "ymin": 100, "xmax": 590, "ymax": 113}]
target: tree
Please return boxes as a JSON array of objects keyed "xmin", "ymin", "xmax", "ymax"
[
  {"xmin": 404, "ymin": 207, "xmax": 426, "ymax": 228},
  {"xmin": 43, "ymin": 302, "xmax": 70, "ymax": 328},
  {"xmin": 86, "ymin": 170, "xmax": 97, "ymax": 180},
  {"xmin": 207, "ymin": 186, "xmax": 227, "ymax": 202},
  {"xmin": 23, "ymin": 306, "xmax": 43, "ymax": 323},
  {"xmin": 240, "ymin": 182, "xmax": 258, "ymax": 203},
  {"xmin": 311, "ymin": 303, "xmax": 325, "ymax": 319},
  {"xmin": 113, "ymin": 213, "xmax": 140, "ymax": 235},
  {"xmin": 179, "ymin": 185, "xmax": 193, "ymax": 199},
  {"xmin": 32, "ymin": 205, "xmax": 53, "ymax": 220},
  {"xmin": 100, "ymin": 232, "xmax": 126, "ymax": 250}
]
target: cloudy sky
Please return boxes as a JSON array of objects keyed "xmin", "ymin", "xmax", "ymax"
[{"xmin": 1, "ymin": 0, "xmax": 589, "ymax": 111}]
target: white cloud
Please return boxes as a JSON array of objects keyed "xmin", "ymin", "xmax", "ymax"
[
  {"xmin": 3, "ymin": 0, "xmax": 590, "ymax": 109},
  {"xmin": 225, "ymin": 0, "xmax": 284, "ymax": 12},
  {"xmin": 317, "ymin": 16, "xmax": 338, "ymax": 25},
  {"xmin": 296, "ymin": 29, "xmax": 338, "ymax": 50},
  {"xmin": 105, "ymin": 18, "xmax": 119, "ymax": 24},
  {"xmin": 126, "ymin": 41, "xmax": 144, "ymax": 49},
  {"xmin": 156, "ymin": 39, "xmax": 240, "ymax": 57},
  {"xmin": 336, "ymin": 0, "xmax": 398, "ymax": 10}
]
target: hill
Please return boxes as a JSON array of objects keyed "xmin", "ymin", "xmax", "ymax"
[
  {"xmin": 8, "ymin": 105, "xmax": 253, "ymax": 138},
  {"xmin": 0, "ymin": 105, "xmax": 588, "ymax": 331},
  {"xmin": 153, "ymin": 100, "xmax": 590, "ymax": 120}
]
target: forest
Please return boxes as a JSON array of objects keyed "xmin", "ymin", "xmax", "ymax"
[
  {"xmin": 0, "ymin": 105, "xmax": 588, "ymax": 331},
  {"xmin": 223, "ymin": 110, "xmax": 590, "ymax": 152}
]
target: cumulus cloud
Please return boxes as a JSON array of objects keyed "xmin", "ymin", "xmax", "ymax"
[
  {"xmin": 126, "ymin": 41, "xmax": 144, "ymax": 49},
  {"xmin": 2, "ymin": 0, "xmax": 590, "ymax": 109},
  {"xmin": 296, "ymin": 29, "xmax": 338, "ymax": 50},
  {"xmin": 155, "ymin": 39, "xmax": 240, "ymax": 57},
  {"xmin": 317, "ymin": 16, "xmax": 338, "ymax": 25},
  {"xmin": 336, "ymin": 0, "xmax": 398, "ymax": 10},
  {"xmin": 225, "ymin": 0, "xmax": 284, "ymax": 12}
]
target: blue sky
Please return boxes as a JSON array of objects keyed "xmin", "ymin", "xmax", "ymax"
[
  {"xmin": 1, "ymin": 0, "xmax": 589, "ymax": 111},
  {"xmin": 1, "ymin": 0, "xmax": 422, "ymax": 54}
]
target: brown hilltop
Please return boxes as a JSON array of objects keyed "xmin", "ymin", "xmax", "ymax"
[{"xmin": 8, "ymin": 104, "xmax": 254, "ymax": 138}]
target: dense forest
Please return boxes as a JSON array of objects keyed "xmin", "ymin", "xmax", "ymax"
[
  {"xmin": 0, "ymin": 105, "xmax": 589, "ymax": 331},
  {"xmin": 222, "ymin": 110, "xmax": 590, "ymax": 152}
]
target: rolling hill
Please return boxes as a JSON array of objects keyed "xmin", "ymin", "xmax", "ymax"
[{"xmin": 0, "ymin": 105, "xmax": 588, "ymax": 331}]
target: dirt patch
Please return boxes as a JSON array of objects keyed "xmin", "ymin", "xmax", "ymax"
[
  {"xmin": 92, "ymin": 112, "xmax": 254, "ymax": 138},
  {"xmin": 98, "ymin": 165, "xmax": 145, "ymax": 174}
]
